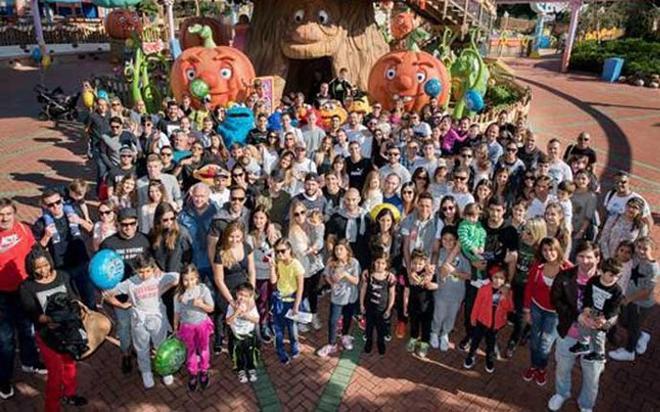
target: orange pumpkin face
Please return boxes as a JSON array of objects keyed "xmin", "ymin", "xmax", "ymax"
[
  {"xmin": 390, "ymin": 12, "xmax": 415, "ymax": 40},
  {"xmin": 105, "ymin": 9, "xmax": 142, "ymax": 40},
  {"xmin": 368, "ymin": 50, "xmax": 450, "ymax": 113},
  {"xmin": 170, "ymin": 46, "xmax": 256, "ymax": 110}
]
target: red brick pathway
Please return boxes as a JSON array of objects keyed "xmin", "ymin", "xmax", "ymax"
[{"xmin": 0, "ymin": 56, "xmax": 658, "ymax": 412}]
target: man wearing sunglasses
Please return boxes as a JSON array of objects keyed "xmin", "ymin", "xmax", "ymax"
[
  {"xmin": 378, "ymin": 144, "xmax": 411, "ymax": 187},
  {"xmin": 563, "ymin": 132, "xmax": 597, "ymax": 167},
  {"xmin": 99, "ymin": 207, "xmax": 151, "ymax": 375},
  {"xmin": 32, "ymin": 189, "xmax": 93, "ymax": 308},
  {"xmin": 136, "ymin": 154, "xmax": 182, "ymax": 210},
  {"xmin": 207, "ymin": 186, "xmax": 251, "ymax": 264},
  {"xmin": 100, "ymin": 117, "xmax": 139, "ymax": 172}
]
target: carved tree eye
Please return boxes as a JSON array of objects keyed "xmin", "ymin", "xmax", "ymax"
[
  {"xmin": 416, "ymin": 71, "xmax": 427, "ymax": 83},
  {"xmin": 294, "ymin": 9, "xmax": 304, "ymax": 23},
  {"xmin": 185, "ymin": 68, "xmax": 196, "ymax": 80},
  {"xmin": 385, "ymin": 68, "xmax": 397, "ymax": 80},
  {"xmin": 220, "ymin": 68, "xmax": 232, "ymax": 79},
  {"xmin": 318, "ymin": 10, "xmax": 329, "ymax": 24}
]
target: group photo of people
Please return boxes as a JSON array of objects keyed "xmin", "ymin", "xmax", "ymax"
[{"xmin": 1, "ymin": 64, "xmax": 657, "ymax": 412}]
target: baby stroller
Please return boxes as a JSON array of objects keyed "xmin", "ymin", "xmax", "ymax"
[{"xmin": 34, "ymin": 84, "xmax": 80, "ymax": 121}]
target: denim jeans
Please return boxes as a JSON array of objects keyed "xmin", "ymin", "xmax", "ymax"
[
  {"xmin": 203, "ymin": 274, "xmax": 225, "ymax": 347},
  {"xmin": 272, "ymin": 296, "xmax": 298, "ymax": 363},
  {"xmin": 65, "ymin": 262, "xmax": 96, "ymax": 310},
  {"xmin": 328, "ymin": 302, "xmax": 354, "ymax": 345},
  {"xmin": 0, "ymin": 292, "xmax": 40, "ymax": 384},
  {"xmin": 114, "ymin": 306, "xmax": 132, "ymax": 353},
  {"xmin": 554, "ymin": 335, "xmax": 606, "ymax": 410},
  {"xmin": 529, "ymin": 303, "xmax": 559, "ymax": 369}
]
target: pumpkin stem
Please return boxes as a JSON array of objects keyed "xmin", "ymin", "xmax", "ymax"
[{"xmin": 188, "ymin": 24, "xmax": 216, "ymax": 48}]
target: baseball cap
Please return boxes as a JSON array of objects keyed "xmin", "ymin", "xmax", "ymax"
[
  {"xmin": 270, "ymin": 169, "xmax": 286, "ymax": 182},
  {"xmin": 117, "ymin": 207, "xmax": 138, "ymax": 222},
  {"xmin": 304, "ymin": 172, "xmax": 320, "ymax": 183},
  {"xmin": 437, "ymin": 158, "xmax": 448, "ymax": 168},
  {"xmin": 119, "ymin": 146, "xmax": 135, "ymax": 156}
]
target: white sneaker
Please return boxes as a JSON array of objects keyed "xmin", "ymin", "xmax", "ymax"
[
  {"xmin": 429, "ymin": 333, "xmax": 439, "ymax": 349},
  {"xmin": 311, "ymin": 314, "xmax": 322, "ymax": 331},
  {"xmin": 579, "ymin": 408, "xmax": 593, "ymax": 412},
  {"xmin": 341, "ymin": 335, "xmax": 354, "ymax": 351},
  {"xmin": 636, "ymin": 331, "xmax": 650, "ymax": 354},
  {"xmin": 142, "ymin": 372, "xmax": 155, "ymax": 389},
  {"xmin": 317, "ymin": 344, "xmax": 337, "ymax": 358},
  {"xmin": 162, "ymin": 375, "xmax": 174, "ymax": 386},
  {"xmin": 608, "ymin": 348, "xmax": 635, "ymax": 362},
  {"xmin": 440, "ymin": 334, "xmax": 450, "ymax": 352},
  {"xmin": 21, "ymin": 364, "xmax": 48, "ymax": 375},
  {"xmin": 298, "ymin": 323, "xmax": 309, "ymax": 333},
  {"xmin": 548, "ymin": 394, "xmax": 568, "ymax": 411}
]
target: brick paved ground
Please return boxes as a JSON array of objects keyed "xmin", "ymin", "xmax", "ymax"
[{"xmin": 0, "ymin": 55, "xmax": 658, "ymax": 412}]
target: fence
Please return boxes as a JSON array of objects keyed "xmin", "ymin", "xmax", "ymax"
[{"xmin": 0, "ymin": 19, "xmax": 109, "ymax": 46}]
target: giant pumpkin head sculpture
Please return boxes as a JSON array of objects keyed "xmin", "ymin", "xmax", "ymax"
[
  {"xmin": 171, "ymin": 25, "xmax": 256, "ymax": 110},
  {"xmin": 105, "ymin": 9, "xmax": 142, "ymax": 40},
  {"xmin": 368, "ymin": 50, "xmax": 450, "ymax": 113}
]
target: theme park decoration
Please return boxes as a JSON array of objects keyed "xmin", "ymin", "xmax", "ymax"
[
  {"xmin": 171, "ymin": 24, "xmax": 255, "ymax": 110},
  {"xmin": 179, "ymin": 17, "xmax": 229, "ymax": 50},
  {"xmin": 124, "ymin": 26, "xmax": 169, "ymax": 113},
  {"xmin": 246, "ymin": 0, "xmax": 388, "ymax": 94},
  {"xmin": 105, "ymin": 9, "xmax": 142, "ymax": 40},
  {"xmin": 89, "ymin": 249, "xmax": 124, "ymax": 290},
  {"xmin": 367, "ymin": 50, "xmax": 450, "ymax": 113},
  {"xmin": 391, "ymin": 11, "xmax": 414, "ymax": 40},
  {"xmin": 451, "ymin": 31, "xmax": 489, "ymax": 118},
  {"xmin": 217, "ymin": 105, "xmax": 255, "ymax": 148},
  {"xmin": 347, "ymin": 93, "xmax": 372, "ymax": 114},
  {"xmin": 81, "ymin": 81, "xmax": 95, "ymax": 108},
  {"xmin": 530, "ymin": 3, "xmax": 567, "ymax": 56},
  {"xmin": 92, "ymin": 0, "xmax": 141, "ymax": 8},
  {"xmin": 319, "ymin": 100, "xmax": 348, "ymax": 129},
  {"xmin": 153, "ymin": 337, "xmax": 187, "ymax": 376}
]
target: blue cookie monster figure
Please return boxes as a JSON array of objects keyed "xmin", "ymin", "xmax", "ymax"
[{"xmin": 217, "ymin": 106, "xmax": 255, "ymax": 148}]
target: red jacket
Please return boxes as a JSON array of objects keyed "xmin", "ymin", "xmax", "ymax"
[
  {"xmin": 470, "ymin": 283, "xmax": 514, "ymax": 330},
  {"xmin": 523, "ymin": 261, "xmax": 574, "ymax": 312},
  {"xmin": 0, "ymin": 221, "xmax": 36, "ymax": 292}
]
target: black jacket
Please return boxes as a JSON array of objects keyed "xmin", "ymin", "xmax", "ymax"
[{"xmin": 550, "ymin": 266, "xmax": 581, "ymax": 338}]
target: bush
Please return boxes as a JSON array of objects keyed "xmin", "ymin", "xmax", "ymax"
[{"xmin": 570, "ymin": 38, "xmax": 660, "ymax": 77}]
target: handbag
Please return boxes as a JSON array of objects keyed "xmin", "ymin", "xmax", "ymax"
[{"xmin": 76, "ymin": 301, "xmax": 113, "ymax": 359}]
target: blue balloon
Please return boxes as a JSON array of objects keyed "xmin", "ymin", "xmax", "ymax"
[
  {"xmin": 96, "ymin": 89, "xmax": 109, "ymax": 102},
  {"xmin": 424, "ymin": 78, "xmax": 442, "ymax": 98},
  {"xmin": 169, "ymin": 38, "xmax": 182, "ymax": 60},
  {"xmin": 89, "ymin": 249, "xmax": 124, "ymax": 290},
  {"xmin": 31, "ymin": 47, "xmax": 42, "ymax": 63},
  {"xmin": 465, "ymin": 89, "xmax": 485, "ymax": 112}
]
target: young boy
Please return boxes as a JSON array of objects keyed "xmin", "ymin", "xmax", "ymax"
[
  {"xmin": 404, "ymin": 249, "xmax": 438, "ymax": 358},
  {"xmin": 464, "ymin": 265, "xmax": 513, "ymax": 373},
  {"xmin": 556, "ymin": 180, "xmax": 575, "ymax": 231},
  {"xmin": 226, "ymin": 282, "xmax": 260, "ymax": 383},
  {"xmin": 570, "ymin": 258, "xmax": 625, "ymax": 361},
  {"xmin": 104, "ymin": 255, "xmax": 179, "ymax": 389},
  {"xmin": 609, "ymin": 237, "xmax": 659, "ymax": 361}
]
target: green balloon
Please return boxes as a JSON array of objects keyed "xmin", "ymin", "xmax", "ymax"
[
  {"xmin": 189, "ymin": 79, "xmax": 209, "ymax": 99},
  {"xmin": 153, "ymin": 337, "xmax": 187, "ymax": 376}
]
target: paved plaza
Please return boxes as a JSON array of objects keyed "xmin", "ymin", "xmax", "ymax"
[{"xmin": 0, "ymin": 55, "xmax": 658, "ymax": 411}]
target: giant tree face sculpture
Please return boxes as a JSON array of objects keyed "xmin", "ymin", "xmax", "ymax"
[
  {"xmin": 368, "ymin": 50, "xmax": 451, "ymax": 113},
  {"xmin": 280, "ymin": 0, "xmax": 342, "ymax": 59},
  {"xmin": 170, "ymin": 46, "xmax": 256, "ymax": 109}
]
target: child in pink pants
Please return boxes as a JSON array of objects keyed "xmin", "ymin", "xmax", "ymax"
[{"xmin": 174, "ymin": 265, "xmax": 215, "ymax": 391}]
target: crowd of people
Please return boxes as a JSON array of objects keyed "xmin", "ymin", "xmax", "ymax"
[{"xmin": 0, "ymin": 73, "xmax": 657, "ymax": 412}]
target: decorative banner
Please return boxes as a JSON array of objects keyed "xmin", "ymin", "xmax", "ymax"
[{"xmin": 256, "ymin": 76, "xmax": 274, "ymax": 114}]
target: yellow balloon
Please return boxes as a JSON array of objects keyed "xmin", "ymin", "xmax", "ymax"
[
  {"xmin": 82, "ymin": 90, "xmax": 95, "ymax": 109},
  {"xmin": 41, "ymin": 54, "xmax": 51, "ymax": 70}
]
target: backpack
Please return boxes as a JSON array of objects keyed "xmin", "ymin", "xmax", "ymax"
[{"xmin": 41, "ymin": 292, "xmax": 89, "ymax": 360}]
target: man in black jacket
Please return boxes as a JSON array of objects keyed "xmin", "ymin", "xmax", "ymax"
[{"xmin": 548, "ymin": 241, "xmax": 606, "ymax": 412}]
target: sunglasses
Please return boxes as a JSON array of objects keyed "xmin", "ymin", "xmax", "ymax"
[
  {"xmin": 579, "ymin": 137, "xmax": 590, "ymax": 142},
  {"xmin": 99, "ymin": 209, "xmax": 113, "ymax": 216},
  {"xmin": 294, "ymin": 211, "xmax": 307, "ymax": 217},
  {"xmin": 161, "ymin": 217, "xmax": 175, "ymax": 222},
  {"xmin": 161, "ymin": 152, "xmax": 172, "ymax": 157},
  {"xmin": 442, "ymin": 206, "xmax": 455, "ymax": 211},
  {"xmin": 233, "ymin": 173, "xmax": 244, "ymax": 178},
  {"xmin": 231, "ymin": 197, "xmax": 245, "ymax": 202},
  {"xmin": 120, "ymin": 221, "xmax": 137, "ymax": 227},
  {"xmin": 45, "ymin": 199, "xmax": 63, "ymax": 208},
  {"xmin": 388, "ymin": 152, "xmax": 400, "ymax": 157},
  {"xmin": 454, "ymin": 176, "xmax": 468, "ymax": 181},
  {"xmin": 506, "ymin": 147, "xmax": 518, "ymax": 152},
  {"xmin": 462, "ymin": 153, "xmax": 473, "ymax": 158},
  {"xmin": 275, "ymin": 249, "xmax": 288, "ymax": 254},
  {"xmin": 110, "ymin": 125, "xmax": 122, "ymax": 129},
  {"xmin": 524, "ymin": 175, "xmax": 535, "ymax": 180},
  {"xmin": 402, "ymin": 190, "xmax": 414, "ymax": 194},
  {"xmin": 617, "ymin": 180, "xmax": 629, "ymax": 185}
]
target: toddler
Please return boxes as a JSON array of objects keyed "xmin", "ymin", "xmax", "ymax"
[
  {"xmin": 557, "ymin": 181, "xmax": 575, "ymax": 232},
  {"xmin": 226, "ymin": 282, "xmax": 260, "ymax": 383},
  {"xmin": 359, "ymin": 251, "xmax": 396, "ymax": 355},
  {"xmin": 404, "ymin": 249, "xmax": 438, "ymax": 358}
]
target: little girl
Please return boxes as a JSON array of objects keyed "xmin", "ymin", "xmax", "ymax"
[
  {"xmin": 431, "ymin": 227, "xmax": 471, "ymax": 351},
  {"xmin": 174, "ymin": 264, "xmax": 215, "ymax": 392},
  {"xmin": 317, "ymin": 240, "xmax": 361, "ymax": 358},
  {"xmin": 104, "ymin": 255, "xmax": 179, "ymax": 389},
  {"xmin": 359, "ymin": 251, "xmax": 396, "ymax": 355},
  {"xmin": 464, "ymin": 265, "xmax": 513, "ymax": 373},
  {"xmin": 404, "ymin": 249, "xmax": 438, "ymax": 358},
  {"xmin": 269, "ymin": 239, "xmax": 305, "ymax": 364},
  {"xmin": 226, "ymin": 282, "xmax": 260, "ymax": 383}
]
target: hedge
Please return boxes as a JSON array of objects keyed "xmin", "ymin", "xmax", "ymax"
[{"xmin": 569, "ymin": 38, "xmax": 660, "ymax": 77}]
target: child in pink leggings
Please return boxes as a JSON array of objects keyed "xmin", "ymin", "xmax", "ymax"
[{"xmin": 174, "ymin": 264, "xmax": 215, "ymax": 392}]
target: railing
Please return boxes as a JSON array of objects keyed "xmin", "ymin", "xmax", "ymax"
[{"xmin": 0, "ymin": 19, "xmax": 109, "ymax": 46}]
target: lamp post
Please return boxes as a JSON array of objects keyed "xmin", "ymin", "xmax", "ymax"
[
  {"xmin": 561, "ymin": 0, "xmax": 582, "ymax": 73},
  {"xmin": 162, "ymin": 0, "xmax": 175, "ymax": 43}
]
